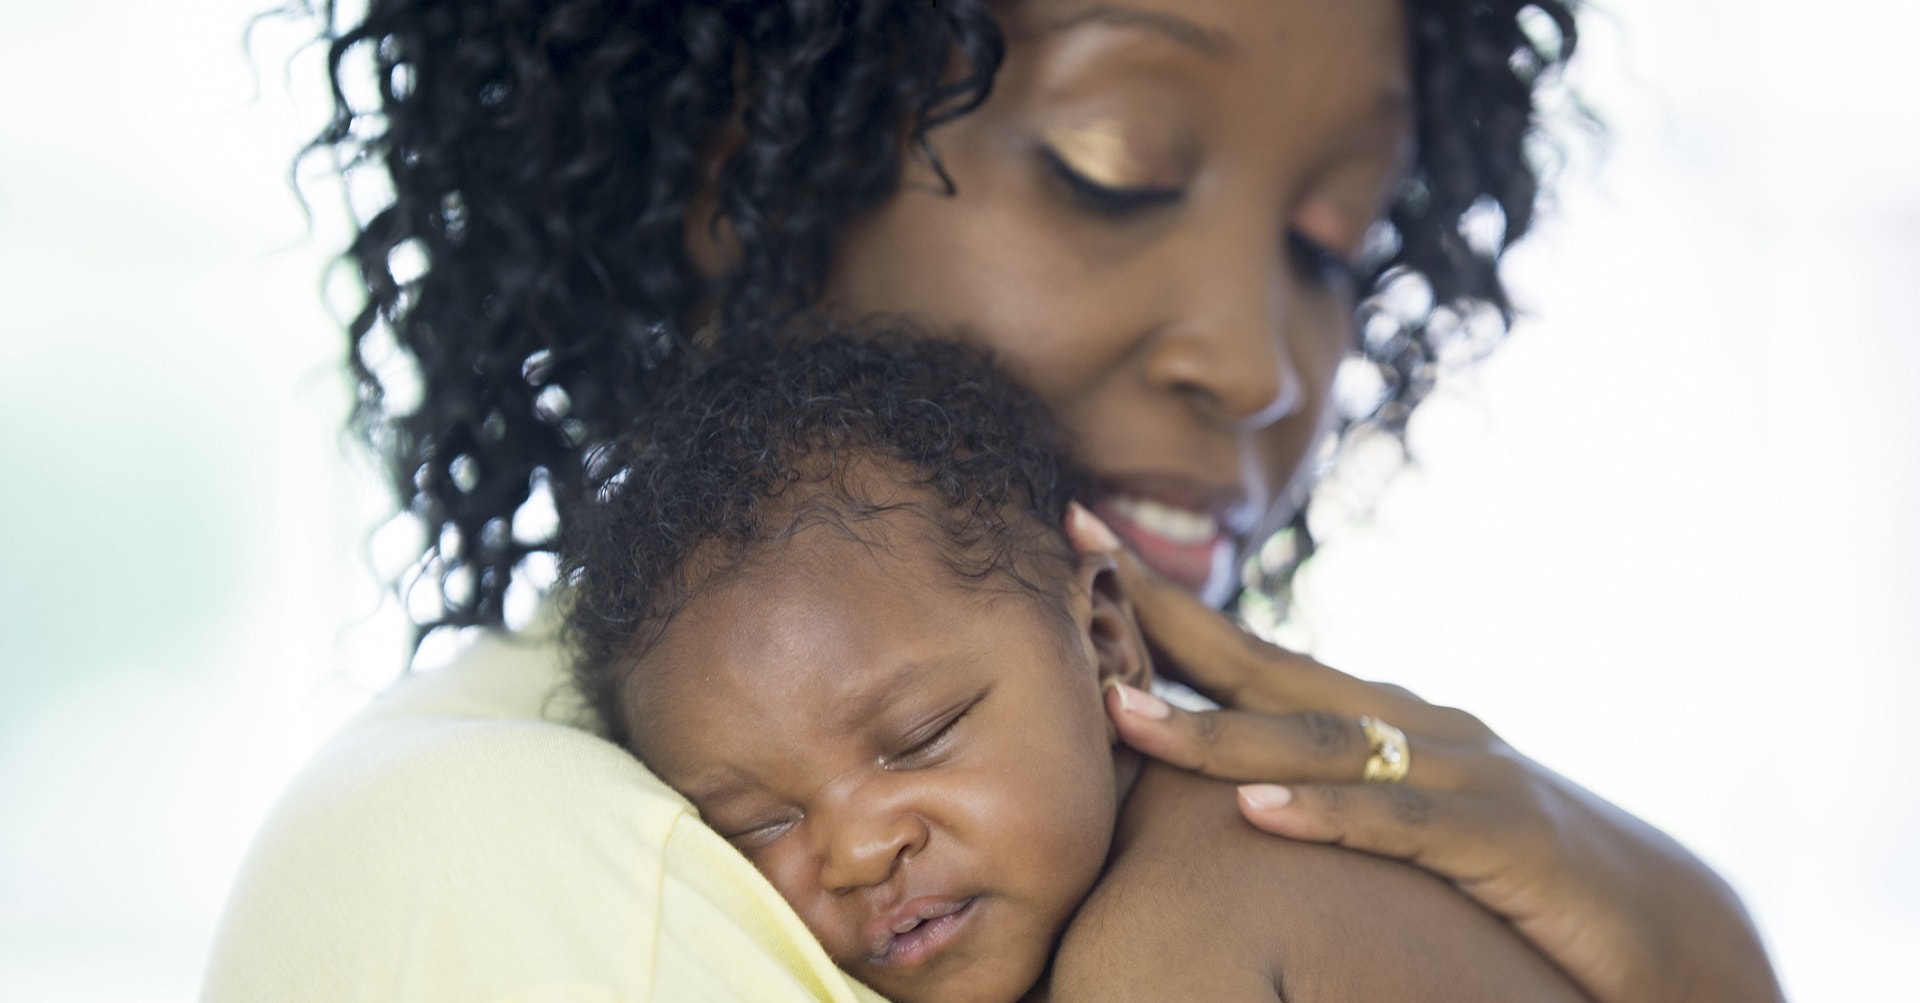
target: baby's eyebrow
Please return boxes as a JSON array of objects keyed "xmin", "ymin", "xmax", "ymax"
[
  {"xmin": 833, "ymin": 648, "xmax": 986, "ymax": 735},
  {"xmin": 679, "ymin": 765, "xmax": 758, "ymax": 806}
]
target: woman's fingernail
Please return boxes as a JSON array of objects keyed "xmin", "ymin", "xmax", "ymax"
[
  {"xmin": 1069, "ymin": 502, "xmax": 1122, "ymax": 551},
  {"xmin": 1239, "ymin": 784, "xmax": 1293, "ymax": 811},
  {"xmin": 1115, "ymin": 682, "xmax": 1171, "ymax": 720}
]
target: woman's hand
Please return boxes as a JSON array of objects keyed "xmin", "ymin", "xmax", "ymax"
[{"xmin": 1067, "ymin": 504, "xmax": 1782, "ymax": 1003}]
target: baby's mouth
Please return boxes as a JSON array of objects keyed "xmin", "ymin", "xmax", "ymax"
[
  {"xmin": 866, "ymin": 896, "xmax": 977, "ymax": 967},
  {"xmin": 1093, "ymin": 493, "xmax": 1235, "ymax": 598}
]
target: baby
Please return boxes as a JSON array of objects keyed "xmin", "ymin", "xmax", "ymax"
[{"xmin": 561, "ymin": 325, "xmax": 1579, "ymax": 1003}]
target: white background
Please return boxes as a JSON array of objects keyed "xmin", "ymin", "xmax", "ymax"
[{"xmin": 1, "ymin": 1, "xmax": 1914, "ymax": 999}]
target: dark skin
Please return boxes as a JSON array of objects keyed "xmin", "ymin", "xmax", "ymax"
[
  {"xmin": 1064, "ymin": 506, "xmax": 1780, "ymax": 1003},
  {"xmin": 616, "ymin": 485, "xmax": 1586, "ymax": 1001},
  {"xmin": 688, "ymin": 1, "xmax": 1782, "ymax": 997},
  {"xmin": 823, "ymin": 0, "xmax": 1411, "ymax": 602},
  {"xmin": 1045, "ymin": 512, "xmax": 1588, "ymax": 1003},
  {"xmin": 622, "ymin": 506, "xmax": 1127, "ymax": 1003},
  {"xmin": 1044, "ymin": 766, "xmax": 1584, "ymax": 1002}
]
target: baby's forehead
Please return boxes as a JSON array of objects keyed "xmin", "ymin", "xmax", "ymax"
[
  {"xmin": 609, "ymin": 461, "xmax": 1084, "ymax": 728},
  {"xmin": 623, "ymin": 517, "xmax": 1086, "ymax": 759}
]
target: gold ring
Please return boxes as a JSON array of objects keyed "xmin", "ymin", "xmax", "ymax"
[{"xmin": 1358, "ymin": 716, "xmax": 1411, "ymax": 784}]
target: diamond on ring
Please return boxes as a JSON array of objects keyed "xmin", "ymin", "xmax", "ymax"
[{"xmin": 1358, "ymin": 715, "xmax": 1411, "ymax": 784}]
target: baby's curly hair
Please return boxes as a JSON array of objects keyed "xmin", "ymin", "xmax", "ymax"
[
  {"xmin": 299, "ymin": 0, "xmax": 1581, "ymax": 642},
  {"xmin": 561, "ymin": 321, "xmax": 1090, "ymax": 745}
]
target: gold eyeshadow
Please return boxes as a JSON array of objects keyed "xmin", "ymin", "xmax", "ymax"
[{"xmin": 1040, "ymin": 120, "xmax": 1155, "ymax": 189}]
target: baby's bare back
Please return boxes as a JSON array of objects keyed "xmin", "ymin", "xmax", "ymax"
[{"xmin": 1038, "ymin": 764, "xmax": 1586, "ymax": 1002}]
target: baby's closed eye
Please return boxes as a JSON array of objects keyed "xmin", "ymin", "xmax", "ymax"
[
  {"xmin": 710, "ymin": 805, "xmax": 801, "ymax": 851},
  {"xmin": 884, "ymin": 690, "xmax": 989, "ymax": 769}
]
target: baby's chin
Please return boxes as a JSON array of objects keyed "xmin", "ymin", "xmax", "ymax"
[{"xmin": 854, "ymin": 953, "xmax": 1051, "ymax": 1003}]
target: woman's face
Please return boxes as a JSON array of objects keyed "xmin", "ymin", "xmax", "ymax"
[{"xmin": 825, "ymin": 0, "xmax": 1413, "ymax": 599}]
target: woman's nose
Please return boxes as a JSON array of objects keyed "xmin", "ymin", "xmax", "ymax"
[
  {"xmin": 1143, "ymin": 234, "xmax": 1306, "ymax": 430},
  {"xmin": 817, "ymin": 798, "xmax": 929, "ymax": 895}
]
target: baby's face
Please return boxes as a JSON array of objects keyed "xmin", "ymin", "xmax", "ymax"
[{"xmin": 624, "ymin": 518, "xmax": 1122, "ymax": 1003}]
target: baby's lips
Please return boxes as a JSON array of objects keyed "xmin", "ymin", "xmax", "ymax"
[{"xmin": 862, "ymin": 895, "xmax": 972, "ymax": 961}]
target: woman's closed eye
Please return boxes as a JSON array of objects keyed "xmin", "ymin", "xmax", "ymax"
[
  {"xmin": 1287, "ymin": 230, "xmax": 1360, "ymax": 290},
  {"xmin": 1041, "ymin": 139, "xmax": 1361, "ymax": 290},
  {"xmin": 1041, "ymin": 144, "xmax": 1183, "ymax": 218}
]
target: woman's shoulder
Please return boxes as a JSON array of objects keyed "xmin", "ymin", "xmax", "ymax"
[
  {"xmin": 1045, "ymin": 764, "xmax": 1585, "ymax": 1003},
  {"xmin": 205, "ymin": 625, "xmax": 881, "ymax": 1003},
  {"xmin": 204, "ymin": 638, "xmax": 678, "ymax": 1000}
]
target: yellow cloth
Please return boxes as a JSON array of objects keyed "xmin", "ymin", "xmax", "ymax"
[{"xmin": 203, "ymin": 625, "xmax": 888, "ymax": 1003}]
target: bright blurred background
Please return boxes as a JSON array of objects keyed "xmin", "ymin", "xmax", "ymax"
[{"xmin": 1, "ymin": 0, "xmax": 1913, "ymax": 999}]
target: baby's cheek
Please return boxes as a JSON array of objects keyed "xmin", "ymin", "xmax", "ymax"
[
  {"xmin": 752, "ymin": 844, "xmax": 851, "ymax": 962},
  {"xmin": 1033, "ymin": 750, "xmax": 1121, "ymax": 902}
]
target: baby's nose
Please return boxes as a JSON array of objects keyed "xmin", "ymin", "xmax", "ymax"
[{"xmin": 819, "ymin": 804, "xmax": 929, "ymax": 894}]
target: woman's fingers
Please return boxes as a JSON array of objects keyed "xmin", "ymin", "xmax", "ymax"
[
  {"xmin": 1068, "ymin": 506, "xmax": 1782, "ymax": 1002},
  {"xmin": 1118, "ymin": 554, "xmax": 1321, "ymax": 712},
  {"xmin": 1067, "ymin": 505, "xmax": 1355, "ymax": 714},
  {"xmin": 1231, "ymin": 781, "xmax": 1520, "ymax": 883},
  {"xmin": 1064, "ymin": 503, "xmax": 1271, "ymax": 706},
  {"xmin": 1104, "ymin": 682, "xmax": 1466, "ymax": 788}
]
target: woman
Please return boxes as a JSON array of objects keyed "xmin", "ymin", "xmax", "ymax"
[{"xmin": 208, "ymin": 0, "xmax": 1779, "ymax": 999}]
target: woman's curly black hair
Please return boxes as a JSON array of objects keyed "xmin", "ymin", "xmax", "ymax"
[
  {"xmin": 562, "ymin": 323, "xmax": 1088, "ymax": 746},
  {"xmin": 297, "ymin": 0, "xmax": 1580, "ymax": 645}
]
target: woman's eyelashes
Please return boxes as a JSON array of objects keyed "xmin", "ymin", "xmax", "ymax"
[
  {"xmin": 1040, "ymin": 141, "xmax": 1365, "ymax": 291},
  {"xmin": 1040, "ymin": 145, "xmax": 1183, "ymax": 218},
  {"xmin": 1287, "ymin": 230, "xmax": 1360, "ymax": 289}
]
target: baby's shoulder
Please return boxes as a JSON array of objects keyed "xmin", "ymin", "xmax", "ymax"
[
  {"xmin": 1041, "ymin": 766, "xmax": 1277, "ymax": 1000},
  {"xmin": 1041, "ymin": 764, "xmax": 1584, "ymax": 1003}
]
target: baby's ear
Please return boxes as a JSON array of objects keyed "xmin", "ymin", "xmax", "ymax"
[{"xmin": 1075, "ymin": 552, "xmax": 1153, "ymax": 692}]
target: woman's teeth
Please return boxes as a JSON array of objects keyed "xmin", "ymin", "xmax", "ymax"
[{"xmin": 1105, "ymin": 495, "xmax": 1220, "ymax": 544}]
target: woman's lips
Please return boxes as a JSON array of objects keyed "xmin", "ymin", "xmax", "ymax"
[{"xmin": 1093, "ymin": 494, "xmax": 1234, "ymax": 595}]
